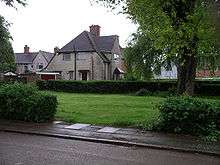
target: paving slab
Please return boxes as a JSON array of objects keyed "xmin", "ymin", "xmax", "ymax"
[
  {"xmin": 97, "ymin": 127, "xmax": 120, "ymax": 133},
  {"xmin": 65, "ymin": 124, "xmax": 91, "ymax": 130},
  {"xmin": 0, "ymin": 120, "xmax": 219, "ymax": 157},
  {"xmin": 53, "ymin": 121, "xmax": 63, "ymax": 124}
]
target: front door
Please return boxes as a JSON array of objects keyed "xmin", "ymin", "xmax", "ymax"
[{"xmin": 82, "ymin": 72, "xmax": 87, "ymax": 81}]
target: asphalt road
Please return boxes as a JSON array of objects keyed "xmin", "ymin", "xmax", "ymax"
[{"xmin": 0, "ymin": 132, "xmax": 219, "ymax": 165}]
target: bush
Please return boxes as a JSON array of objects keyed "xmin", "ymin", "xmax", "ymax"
[
  {"xmin": 135, "ymin": 88, "xmax": 152, "ymax": 96},
  {"xmin": 157, "ymin": 97, "xmax": 220, "ymax": 139},
  {"xmin": 0, "ymin": 83, "xmax": 58, "ymax": 122},
  {"xmin": 37, "ymin": 80, "xmax": 177, "ymax": 94},
  {"xmin": 36, "ymin": 80, "xmax": 220, "ymax": 95}
]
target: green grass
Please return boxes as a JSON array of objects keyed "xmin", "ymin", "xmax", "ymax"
[
  {"xmin": 50, "ymin": 92, "xmax": 164, "ymax": 129},
  {"xmin": 48, "ymin": 92, "xmax": 220, "ymax": 129}
]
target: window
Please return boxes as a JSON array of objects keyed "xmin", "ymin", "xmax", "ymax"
[
  {"xmin": 63, "ymin": 54, "xmax": 71, "ymax": 61},
  {"xmin": 24, "ymin": 65, "xmax": 28, "ymax": 72},
  {"xmin": 38, "ymin": 63, "xmax": 44, "ymax": 69},
  {"xmin": 114, "ymin": 54, "xmax": 120, "ymax": 60},
  {"xmin": 77, "ymin": 54, "xmax": 87, "ymax": 61},
  {"xmin": 69, "ymin": 71, "xmax": 74, "ymax": 80}
]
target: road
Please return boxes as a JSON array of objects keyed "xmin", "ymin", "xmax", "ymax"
[{"xmin": 0, "ymin": 132, "xmax": 219, "ymax": 165}]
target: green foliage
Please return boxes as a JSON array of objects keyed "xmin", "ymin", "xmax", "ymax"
[
  {"xmin": 37, "ymin": 80, "xmax": 220, "ymax": 95},
  {"xmin": 95, "ymin": 0, "xmax": 220, "ymax": 95},
  {"xmin": 0, "ymin": 83, "xmax": 58, "ymax": 122},
  {"xmin": 0, "ymin": 0, "xmax": 26, "ymax": 72},
  {"xmin": 157, "ymin": 97, "xmax": 220, "ymax": 139},
  {"xmin": 1, "ymin": 0, "xmax": 27, "ymax": 8},
  {"xmin": 0, "ymin": 16, "xmax": 15, "ymax": 72},
  {"xmin": 135, "ymin": 88, "xmax": 152, "ymax": 96},
  {"xmin": 37, "ymin": 80, "xmax": 177, "ymax": 94},
  {"xmin": 124, "ymin": 32, "xmax": 162, "ymax": 80}
]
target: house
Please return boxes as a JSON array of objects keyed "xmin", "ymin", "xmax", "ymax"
[
  {"xmin": 155, "ymin": 64, "xmax": 220, "ymax": 79},
  {"xmin": 154, "ymin": 64, "xmax": 178, "ymax": 79},
  {"xmin": 15, "ymin": 45, "xmax": 54, "ymax": 74},
  {"xmin": 46, "ymin": 25, "xmax": 125, "ymax": 80}
]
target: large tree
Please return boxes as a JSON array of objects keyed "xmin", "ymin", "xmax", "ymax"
[
  {"xmin": 124, "ymin": 32, "xmax": 163, "ymax": 80},
  {"xmin": 0, "ymin": 0, "xmax": 26, "ymax": 73},
  {"xmin": 95, "ymin": 0, "xmax": 220, "ymax": 95},
  {"xmin": 0, "ymin": 16, "xmax": 15, "ymax": 72}
]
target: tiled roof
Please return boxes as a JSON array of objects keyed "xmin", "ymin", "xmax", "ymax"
[
  {"xmin": 15, "ymin": 52, "xmax": 38, "ymax": 64},
  {"xmin": 59, "ymin": 31, "xmax": 120, "ymax": 55},
  {"xmin": 15, "ymin": 51, "xmax": 54, "ymax": 64},
  {"xmin": 59, "ymin": 31, "xmax": 95, "ymax": 53},
  {"xmin": 40, "ymin": 51, "xmax": 54, "ymax": 62},
  {"xmin": 95, "ymin": 35, "xmax": 118, "ymax": 53}
]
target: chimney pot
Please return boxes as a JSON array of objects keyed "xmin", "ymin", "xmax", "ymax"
[
  {"xmin": 90, "ymin": 25, "xmax": 101, "ymax": 37},
  {"xmin": 24, "ymin": 45, "xmax": 30, "ymax": 54},
  {"xmin": 54, "ymin": 47, "xmax": 59, "ymax": 54}
]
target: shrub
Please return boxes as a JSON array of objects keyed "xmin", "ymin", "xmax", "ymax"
[
  {"xmin": 135, "ymin": 88, "xmax": 152, "ymax": 96},
  {"xmin": 37, "ymin": 80, "xmax": 177, "ymax": 94},
  {"xmin": 157, "ymin": 97, "xmax": 220, "ymax": 138},
  {"xmin": 0, "ymin": 83, "xmax": 58, "ymax": 122},
  {"xmin": 36, "ymin": 80, "xmax": 220, "ymax": 95}
]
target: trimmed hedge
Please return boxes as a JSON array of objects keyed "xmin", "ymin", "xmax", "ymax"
[
  {"xmin": 37, "ymin": 80, "xmax": 177, "ymax": 94},
  {"xmin": 157, "ymin": 97, "xmax": 220, "ymax": 137},
  {"xmin": 36, "ymin": 80, "xmax": 220, "ymax": 95},
  {"xmin": 0, "ymin": 83, "xmax": 58, "ymax": 122}
]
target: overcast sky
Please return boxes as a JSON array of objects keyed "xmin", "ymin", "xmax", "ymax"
[{"xmin": 0, "ymin": 0, "xmax": 137, "ymax": 53}]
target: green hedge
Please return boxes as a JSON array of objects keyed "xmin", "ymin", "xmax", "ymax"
[
  {"xmin": 0, "ymin": 83, "xmax": 58, "ymax": 122},
  {"xmin": 157, "ymin": 97, "xmax": 220, "ymax": 138},
  {"xmin": 36, "ymin": 80, "xmax": 220, "ymax": 95},
  {"xmin": 37, "ymin": 80, "xmax": 177, "ymax": 94}
]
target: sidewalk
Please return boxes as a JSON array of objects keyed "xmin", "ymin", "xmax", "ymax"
[{"xmin": 0, "ymin": 119, "xmax": 219, "ymax": 157}]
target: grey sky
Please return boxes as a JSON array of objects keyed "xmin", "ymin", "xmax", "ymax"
[{"xmin": 0, "ymin": 0, "xmax": 137, "ymax": 53}]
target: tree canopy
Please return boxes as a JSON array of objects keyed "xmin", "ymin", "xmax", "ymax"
[
  {"xmin": 0, "ymin": 16, "xmax": 15, "ymax": 72},
  {"xmin": 0, "ymin": 0, "xmax": 26, "ymax": 73},
  {"xmin": 1, "ymin": 0, "xmax": 26, "ymax": 8},
  {"xmin": 95, "ymin": 0, "xmax": 220, "ymax": 95}
]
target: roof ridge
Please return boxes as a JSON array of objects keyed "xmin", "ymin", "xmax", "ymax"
[
  {"xmin": 39, "ymin": 50, "xmax": 53, "ymax": 54},
  {"xmin": 85, "ymin": 31, "xmax": 110, "ymax": 63},
  {"xmin": 100, "ymin": 35, "xmax": 118, "ymax": 37},
  {"xmin": 15, "ymin": 52, "xmax": 39, "ymax": 54},
  {"xmin": 59, "ymin": 31, "xmax": 88, "ymax": 50}
]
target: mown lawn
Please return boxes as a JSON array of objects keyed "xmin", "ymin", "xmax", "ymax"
[
  {"xmin": 50, "ymin": 92, "xmax": 164, "ymax": 129},
  {"xmin": 49, "ymin": 92, "xmax": 220, "ymax": 129}
]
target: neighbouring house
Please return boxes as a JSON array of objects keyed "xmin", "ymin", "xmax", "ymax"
[
  {"xmin": 46, "ymin": 25, "xmax": 125, "ymax": 80},
  {"xmin": 155, "ymin": 64, "xmax": 220, "ymax": 79},
  {"xmin": 197, "ymin": 65, "xmax": 220, "ymax": 78},
  {"xmin": 154, "ymin": 63, "xmax": 178, "ymax": 79},
  {"xmin": 36, "ymin": 72, "xmax": 60, "ymax": 80},
  {"xmin": 15, "ymin": 45, "xmax": 54, "ymax": 74}
]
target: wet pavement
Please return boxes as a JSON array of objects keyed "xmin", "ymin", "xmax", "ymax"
[
  {"xmin": 0, "ymin": 120, "xmax": 219, "ymax": 156},
  {"xmin": 0, "ymin": 132, "xmax": 219, "ymax": 165}
]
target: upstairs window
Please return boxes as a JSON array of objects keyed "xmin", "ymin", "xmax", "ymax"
[
  {"xmin": 114, "ymin": 54, "xmax": 120, "ymax": 60},
  {"xmin": 63, "ymin": 54, "xmax": 71, "ymax": 61},
  {"xmin": 38, "ymin": 63, "xmax": 44, "ymax": 69},
  {"xmin": 24, "ymin": 65, "xmax": 28, "ymax": 73}
]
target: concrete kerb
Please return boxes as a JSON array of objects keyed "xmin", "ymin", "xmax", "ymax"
[{"xmin": 1, "ymin": 128, "xmax": 219, "ymax": 158}]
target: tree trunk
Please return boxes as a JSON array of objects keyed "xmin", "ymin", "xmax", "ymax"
[
  {"xmin": 177, "ymin": 49, "xmax": 197, "ymax": 96},
  {"xmin": 177, "ymin": 33, "xmax": 198, "ymax": 96},
  {"xmin": 185, "ymin": 54, "xmax": 197, "ymax": 96}
]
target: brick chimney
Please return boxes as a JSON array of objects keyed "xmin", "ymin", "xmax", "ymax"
[
  {"xmin": 54, "ymin": 46, "xmax": 59, "ymax": 54},
  {"xmin": 24, "ymin": 45, "xmax": 30, "ymax": 54},
  {"xmin": 90, "ymin": 25, "xmax": 101, "ymax": 37}
]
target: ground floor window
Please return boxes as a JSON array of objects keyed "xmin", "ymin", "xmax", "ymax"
[
  {"xmin": 69, "ymin": 71, "xmax": 74, "ymax": 80},
  {"xmin": 78, "ymin": 70, "xmax": 90, "ymax": 81}
]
